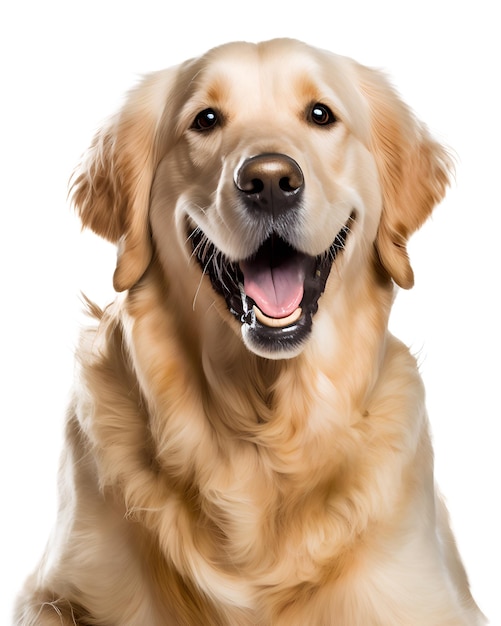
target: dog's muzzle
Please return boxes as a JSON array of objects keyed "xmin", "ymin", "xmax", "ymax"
[{"xmin": 190, "ymin": 153, "xmax": 353, "ymax": 358}]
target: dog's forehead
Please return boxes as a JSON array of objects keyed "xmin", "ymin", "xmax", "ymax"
[
  {"xmin": 207, "ymin": 40, "xmax": 322, "ymax": 80},
  {"xmin": 187, "ymin": 40, "xmax": 364, "ymax": 125}
]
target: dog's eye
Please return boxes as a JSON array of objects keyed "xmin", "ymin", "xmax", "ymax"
[
  {"xmin": 192, "ymin": 108, "xmax": 219, "ymax": 131},
  {"xmin": 309, "ymin": 103, "xmax": 337, "ymax": 126}
]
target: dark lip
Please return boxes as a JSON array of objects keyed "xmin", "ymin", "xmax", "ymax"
[{"xmin": 189, "ymin": 212, "xmax": 355, "ymax": 348}]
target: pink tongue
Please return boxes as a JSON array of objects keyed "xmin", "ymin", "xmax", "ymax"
[{"xmin": 240, "ymin": 255, "xmax": 305, "ymax": 318}]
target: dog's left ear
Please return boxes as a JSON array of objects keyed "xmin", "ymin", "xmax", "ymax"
[
  {"xmin": 357, "ymin": 65, "xmax": 453, "ymax": 289},
  {"xmin": 71, "ymin": 68, "xmax": 178, "ymax": 292}
]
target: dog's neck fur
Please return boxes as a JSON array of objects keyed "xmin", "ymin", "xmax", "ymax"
[
  {"xmin": 114, "ymin": 255, "xmax": 396, "ymax": 473},
  {"xmin": 126, "ymin": 254, "xmax": 394, "ymax": 440}
]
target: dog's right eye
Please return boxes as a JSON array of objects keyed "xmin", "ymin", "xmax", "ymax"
[{"xmin": 191, "ymin": 108, "xmax": 219, "ymax": 131}]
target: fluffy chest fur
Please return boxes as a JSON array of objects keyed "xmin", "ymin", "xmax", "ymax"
[{"xmin": 71, "ymin": 270, "xmax": 434, "ymax": 624}]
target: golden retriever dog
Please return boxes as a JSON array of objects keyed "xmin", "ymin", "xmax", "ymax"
[{"xmin": 15, "ymin": 38, "xmax": 486, "ymax": 625}]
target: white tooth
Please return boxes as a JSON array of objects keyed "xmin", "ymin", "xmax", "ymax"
[{"xmin": 253, "ymin": 305, "xmax": 302, "ymax": 328}]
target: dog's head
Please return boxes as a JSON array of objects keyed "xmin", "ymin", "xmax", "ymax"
[{"xmin": 72, "ymin": 39, "xmax": 451, "ymax": 359}]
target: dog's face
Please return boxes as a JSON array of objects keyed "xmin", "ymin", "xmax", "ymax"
[
  {"xmin": 154, "ymin": 40, "xmax": 382, "ymax": 358},
  {"xmin": 72, "ymin": 39, "xmax": 451, "ymax": 359}
]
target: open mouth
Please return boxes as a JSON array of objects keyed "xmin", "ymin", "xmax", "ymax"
[{"xmin": 190, "ymin": 212, "xmax": 355, "ymax": 354}]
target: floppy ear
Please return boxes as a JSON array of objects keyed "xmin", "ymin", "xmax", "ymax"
[
  {"xmin": 71, "ymin": 68, "xmax": 178, "ymax": 292},
  {"xmin": 358, "ymin": 65, "xmax": 453, "ymax": 289}
]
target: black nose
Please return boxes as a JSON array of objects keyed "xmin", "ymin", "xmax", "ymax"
[{"xmin": 234, "ymin": 153, "xmax": 304, "ymax": 217}]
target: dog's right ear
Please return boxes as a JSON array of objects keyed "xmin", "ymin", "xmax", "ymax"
[{"xmin": 71, "ymin": 68, "xmax": 179, "ymax": 292}]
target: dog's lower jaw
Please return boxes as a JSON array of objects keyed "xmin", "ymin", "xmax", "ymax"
[
  {"xmin": 241, "ymin": 323, "xmax": 307, "ymax": 360},
  {"xmin": 240, "ymin": 306, "xmax": 313, "ymax": 360}
]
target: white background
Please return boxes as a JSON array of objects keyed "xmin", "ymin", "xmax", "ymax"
[{"xmin": 1, "ymin": 1, "xmax": 499, "ymax": 623}]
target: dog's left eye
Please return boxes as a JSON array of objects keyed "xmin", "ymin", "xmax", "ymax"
[
  {"xmin": 192, "ymin": 108, "xmax": 219, "ymax": 131},
  {"xmin": 309, "ymin": 103, "xmax": 337, "ymax": 126}
]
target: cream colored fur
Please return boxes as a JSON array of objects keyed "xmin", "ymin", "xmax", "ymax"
[{"xmin": 15, "ymin": 39, "xmax": 485, "ymax": 625}]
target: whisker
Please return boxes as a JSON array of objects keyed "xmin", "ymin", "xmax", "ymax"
[
  {"xmin": 192, "ymin": 251, "xmax": 215, "ymax": 311},
  {"xmin": 185, "ymin": 227, "xmax": 200, "ymax": 244},
  {"xmin": 190, "ymin": 230, "xmax": 208, "ymax": 262}
]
